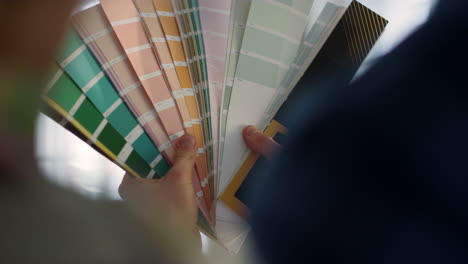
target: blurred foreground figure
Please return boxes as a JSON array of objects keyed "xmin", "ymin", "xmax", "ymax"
[
  {"xmin": 249, "ymin": 1, "xmax": 468, "ymax": 264},
  {"xmin": 0, "ymin": 1, "xmax": 201, "ymax": 263}
]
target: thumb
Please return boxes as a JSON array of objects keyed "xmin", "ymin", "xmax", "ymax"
[
  {"xmin": 166, "ymin": 134, "xmax": 198, "ymax": 184},
  {"xmin": 243, "ymin": 125, "xmax": 281, "ymax": 159}
]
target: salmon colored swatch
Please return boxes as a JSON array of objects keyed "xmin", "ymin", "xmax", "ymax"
[
  {"xmin": 72, "ymin": 5, "xmax": 174, "ymax": 160},
  {"xmin": 134, "ymin": 0, "xmax": 211, "ymax": 196},
  {"xmin": 134, "ymin": 0, "xmax": 192, "ymax": 130},
  {"xmin": 100, "ymin": 0, "xmax": 184, "ymax": 139},
  {"xmin": 100, "ymin": 0, "xmax": 212, "ymax": 207},
  {"xmin": 153, "ymin": 0, "xmax": 215, "ymax": 198}
]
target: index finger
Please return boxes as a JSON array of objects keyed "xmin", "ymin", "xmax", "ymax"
[{"xmin": 243, "ymin": 126, "xmax": 281, "ymax": 159}]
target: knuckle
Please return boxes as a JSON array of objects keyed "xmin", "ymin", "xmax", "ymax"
[{"xmin": 174, "ymin": 151, "xmax": 196, "ymax": 163}]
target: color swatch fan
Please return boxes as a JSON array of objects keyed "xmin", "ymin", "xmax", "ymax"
[{"xmin": 41, "ymin": 0, "xmax": 387, "ymax": 254}]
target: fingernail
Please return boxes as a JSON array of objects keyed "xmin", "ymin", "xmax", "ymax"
[
  {"xmin": 178, "ymin": 135, "xmax": 196, "ymax": 149},
  {"xmin": 246, "ymin": 126, "xmax": 258, "ymax": 137}
]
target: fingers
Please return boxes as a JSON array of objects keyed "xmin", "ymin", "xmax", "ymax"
[
  {"xmin": 243, "ymin": 126, "xmax": 281, "ymax": 159},
  {"xmin": 166, "ymin": 134, "xmax": 198, "ymax": 185},
  {"xmin": 119, "ymin": 135, "xmax": 198, "ymax": 198}
]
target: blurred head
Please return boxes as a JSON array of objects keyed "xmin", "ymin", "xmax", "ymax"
[
  {"xmin": 0, "ymin": 0, "xmax": 78, "ymax": 71},
  {"xmin": 0, "ymin": 1, "xmax": 78, "ymax": 144}
]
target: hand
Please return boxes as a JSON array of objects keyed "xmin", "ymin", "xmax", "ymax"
[
  {"xmin": 118, "ymin": 135, "xmax": 200, "ymax": 246},
  {"xmin": 243, "ymin": 125, "xmax": 281, "ymax": 159}
]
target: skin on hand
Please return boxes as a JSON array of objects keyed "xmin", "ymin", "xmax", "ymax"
[
  {"xmin": 118, "ymin": 127, "xmax": 280, "ymax": 244},
  {"xmin": 119, "ymin": 135, "xmax": 200, "ymax": 243},
  {"xmin": 243, "ymin": 125, "xmax": 281, "ymax": 159},
  {"xmin": 119, "ymin": 126, "xmax": 280, "ymax": 246}
]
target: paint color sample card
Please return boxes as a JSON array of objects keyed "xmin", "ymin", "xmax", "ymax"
[
  {"xmin": 265, "ymin": 0, "xmax": 388, "ymax": 129},
  {"xmin": 56, "ymin": 31, "xmax": 169, "ymax": 176},
  {"xmin": 136, "ymin": 0, "xmax": 213, "ymax": 199},
  {"xmin": 218, "ymin": 0, "xmax": 251, "ymax": 180},
  {"xmin": 263, "ymin": 0, "xmax": 351, "ymax": 126},
  {"xmin": 72, "ymin": 5, "xmax": 175, "ymax": 160},
  {"xmin": 44, "ymin": 63, "xmax": 213, "ymax": 233},
  {"xmin": 100, "ymin": 0, "xmax": 212, "ymax": 208},
  {"xmin": 199, "ymin": 0, "xmax": 232, "ymax": 197},
  {"xmin": 220, "ymin": 0, "xmax": 314, "ymax": 195},
  {"xmin": 150, "ymin": 0, "xmax": 212, "ymax": 200},
  {"xmin": 100, "ymin": 0, "xmax": 186, "ymax": 141},
  {"xmin": 45, "ymin": 64, "xmax": 165, "ymax": 178},
  {"xmin": 171, "ymin": 0, "xmax": 216, "ymax": 198}
]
